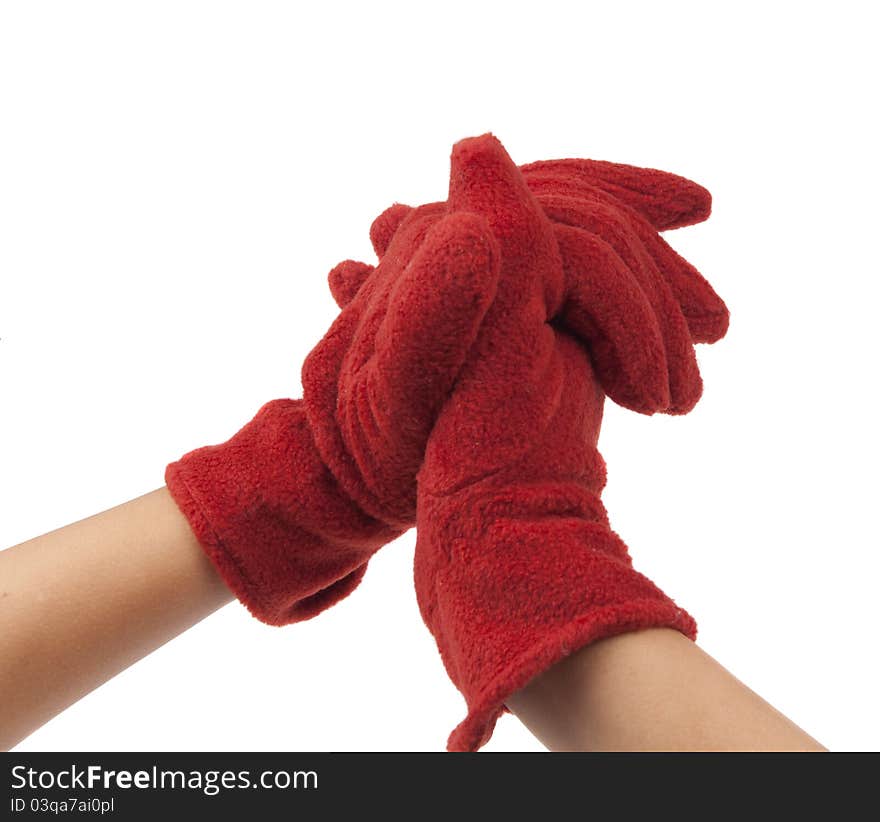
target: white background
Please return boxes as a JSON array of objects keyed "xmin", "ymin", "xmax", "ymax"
[{"xmin": 1, "ymin": 1, "xmax": 877, "ymax": 752}]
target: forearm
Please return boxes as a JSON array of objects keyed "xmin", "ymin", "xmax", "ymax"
[
  {"xmin": 507, "ymin": 627, "xmax": 827, "ymax": 752},
  {"xmin": 0, "ymin": 488, "xmax": 829, "ymax": 753},
  {"xmin": 0, "ymin": 487, "xmax": 232, "ymax": 750}
]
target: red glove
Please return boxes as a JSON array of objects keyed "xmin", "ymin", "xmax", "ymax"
[
  {"xmin": 165, "ymin": 202, "xmax": 501, "ymax": 625},
  {"xmin": 519, "ymin": 157, "xmax": 729, "ymax": 404},
  {"xmin": 407, "ymin": 133, "xmax": 728, "ymax": 750}
]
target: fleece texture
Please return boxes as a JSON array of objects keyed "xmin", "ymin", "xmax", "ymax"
[
  {"xmin": 385, "ymin": 134, "xmax": 729, "ymax": 751},
  {"xmin": 165, "ymin": 202, "xmax": 502, "ymax": 625},
  {"xmin": 165, "ymin": 132, "xmax": 728, "ymax": 752}
]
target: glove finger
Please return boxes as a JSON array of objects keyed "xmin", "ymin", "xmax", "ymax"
[
  {"xmin": 327, "ymin": 202, "xmax": 419, "ymax": 309},
  {"xmin": 554, "ymin": 223, "xmax": 671, "ymax": 414},
  {"xmin": 626, "ymin": 222, "xmax": 729, "ymax": 344},
  {"xmin": 531, "ymin": 182, "xmax": 729, "ymax": 345},
  {"xmin": 339, "ymin": 203, "xmax": 450, "ymax": 380},
  {"xmin": 448, "ymin": 133, "xmax": 526, "ymax": 210},
  {"xmin": 447, "ymin": 133, "xmax": 562, "ymax": 320},
  {"xmin": 328, "ymin": 259, "xmax": 375, "ymax": 309},
  {"xmin": 339, "ymin": 211, "xmax": 501, "ymax": 510},
  {"xmin": 370, "ymin": 202, "xmax": 413, "ymax": 259},
  {"xmin": 547, "ymin": 196, "xmax": 703, "ymax": 414},
  {"xmin": 369, "ymin": 210, "xmax": 500, "ymax": 420},
  {"xmin": 448, "ymin": 133, "xmax": 543, "ymax": 233},
  {"xmin": 520, "ymin": 158, "xmax": 712, "ymax": 230}
]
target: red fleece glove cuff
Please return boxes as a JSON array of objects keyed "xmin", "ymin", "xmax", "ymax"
[
  {"xmin": 415, "ymin": 480, "xmax": 697, "ymax": 752},
  {"xmin": 165, "ymin": 398, "xmax": 401, "ymax": 625}
]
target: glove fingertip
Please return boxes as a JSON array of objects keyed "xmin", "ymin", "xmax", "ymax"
[
  {"xmin": 688, "ymin": 303, "xmax": 730, "ymax": 344},
  {"xmin": 601, "ymin": 370, "xmax": 671, "ymax": 416},
  {"xmin": 369, "ymin": 202, "xmax": 413, "ymax": 258},
  {"xmin": 328, "ymin": 259, "xmax": 374, "ymax": 308},
  {"xmin": 521, "ymin": 157, "xmax": 712, "ymax": 231}
]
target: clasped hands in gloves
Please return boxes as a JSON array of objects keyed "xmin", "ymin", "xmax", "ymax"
[{"xmin": 165, "ymin": 133, "xmax": 728, "ymax": 751}]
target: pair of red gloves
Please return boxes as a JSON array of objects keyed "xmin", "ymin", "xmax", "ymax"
[{"xmin": 165, "ymin": 133, "xmax": 728, "ymax": 751}]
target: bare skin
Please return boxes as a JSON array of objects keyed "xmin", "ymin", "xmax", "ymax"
[
  {"xmin": 0, "ymin": 488, "xmax": 827, "ymax": 752},
  {"xmin": 0, "ymin": 488, "xmax": 233, "ymax": 750},
  {"xmin": 507, "ymin": 628, "xmax": 827, "ymax": 751}
]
